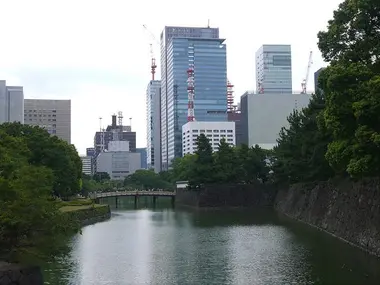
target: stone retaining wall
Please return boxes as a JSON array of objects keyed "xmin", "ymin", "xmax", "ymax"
[
  {"xmin": 0, "ymin": 262, "xmax": 42, "ymax": 285},
  {"xmin": 275, "ymin": 179, "xmax": 380, "ymax": 257},
  {"xmin": 176, "ymin": 184, "xmax": 276, "ymax": 208}
]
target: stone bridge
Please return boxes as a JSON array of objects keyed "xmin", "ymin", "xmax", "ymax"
[{"xmin": 89, "ymin": 190, "xmax": 176, "ymax": 207}]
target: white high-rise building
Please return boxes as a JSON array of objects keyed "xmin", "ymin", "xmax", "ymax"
[
  {"xmin": 80, "ymin": 156, "xmax": 93, "ymax": 176},
  {"xmin": 182, "ymin": 121, "xmax": 236, "ymax": 155},
  {"xmin": 255, "ymin": 45, "xmax": 292, "ymax": 94},
  {"xmin": 146, "ymin": 80, "xmax": 161, "ymax": 173},
  {"xmin": 0, "ymin": 80, "xmax": 24, "ymax": 124}
]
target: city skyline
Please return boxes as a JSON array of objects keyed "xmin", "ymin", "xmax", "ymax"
[{"xmin": 0, "ymin": 0, "xmax": 343, "ymax": 155}]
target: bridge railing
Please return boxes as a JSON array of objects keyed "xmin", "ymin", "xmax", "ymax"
[{"xmin": 89, "ymin": 190, "xmax": 175, "ymax": 199}]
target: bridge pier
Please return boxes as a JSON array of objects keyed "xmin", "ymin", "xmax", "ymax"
[
  {"xmin": 153, "ymin": 196, "xmax": 157, "ymax": 206},
  {"xmin": 115, "ymin": 196, "xmax": 118, "ymax": 208},
  {"xmin": 134, "ymin": 195, "xmax": 138, "ymax": 208}
]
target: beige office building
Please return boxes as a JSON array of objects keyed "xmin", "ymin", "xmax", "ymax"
[{"xmin": 24, "ymin": 99, "xmax": 71, "ymax": 143}]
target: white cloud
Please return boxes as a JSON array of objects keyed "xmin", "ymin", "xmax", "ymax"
[{"xmin": 0, "ymin": 0, "xmax": 343, "ymax": 154}]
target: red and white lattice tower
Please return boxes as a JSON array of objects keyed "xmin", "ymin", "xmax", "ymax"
[
  {"xmin": 227, "ymin": 80, "xmax": 234, "ymax": 113},
  {"xmin": 187, "ymin": 63, "xmax": 195, "ymax": 122}
]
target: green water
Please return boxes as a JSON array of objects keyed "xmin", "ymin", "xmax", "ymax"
[{"xmin": 43, "ymin": 197, "xmax": 380, "ymax": 284}]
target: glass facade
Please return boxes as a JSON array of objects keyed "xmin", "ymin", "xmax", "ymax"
[
  {"xmin": 146, "ymin": 80, "xmax": 161, "ymax": 170},
  {"xmin": 255, "ymin": 45, "xmax": 292, "ymax": 94},
  {"xmin": 160, "ymin": 26, "xmax": 228, "ymax": 169}
]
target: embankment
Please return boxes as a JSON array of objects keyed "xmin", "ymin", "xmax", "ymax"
[
  {"xmin": 62, "ymin": 204, "xmax": 111, "ymax": 226},
  {"xmin": 176, "ymin": 184, "xmax": 276, "ymax": 208},
  {"xmin": 275, "ymin": 178, "xmax": 380, "ymax": 257}
]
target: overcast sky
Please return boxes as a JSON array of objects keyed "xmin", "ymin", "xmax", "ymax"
[{"xmin": 0, "ymin": 0, "xmax": 342, "ymax": 155}]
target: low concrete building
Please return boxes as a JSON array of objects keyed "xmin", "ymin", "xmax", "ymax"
[
  {"xmin": 80, "ymin": 156, "xmax": 93, "ymax": 176},
  {"xmin": 182, "ymin": 121, "xmax": 236, "ymax": 155},
  {"xmin": 240, "ymin": 92, "xmax": 311, "ymax": 149},
  {"xmin": 96, "ymin": 141, "xmax": 141, "ymax": 180}
]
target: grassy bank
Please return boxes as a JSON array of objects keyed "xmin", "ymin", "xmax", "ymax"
[{"xmin": 59, "ymin": 199, "xmax": 111, "ymax": 226}]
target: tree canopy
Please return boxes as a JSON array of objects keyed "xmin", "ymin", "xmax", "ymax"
[
  {"xmin": 273, "ymin": 0, "xmax": 380, "ymax": 181},
  {"xmin": 0, "ymin": 123, "xmax": 81, "ymax": 261},
  {"xmin": 167, "ymin": 134, "xmax": 270, "ymax": 188},
  {"xmin": 124, "ymin": 169, "xmax": 173, "ymax": 190}
]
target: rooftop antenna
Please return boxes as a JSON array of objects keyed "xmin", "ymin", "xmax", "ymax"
[
  {"xmin": 118, "ymin": 111, "xmax": 123, "ymax": 127},
  {"xmin": 99, "ymin": 117, "xmax": 105, "ymax": 152}
]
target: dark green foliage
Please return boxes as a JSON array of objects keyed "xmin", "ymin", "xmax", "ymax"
[
  {"xmin": 93, "ymin": 172, "xmax": 111, "ymax": 182},
  {"xmin": 214, "ymin": 139, "xmax": 238, "ymax": 183},
  {"xmin": 123, "ymin": 169, "xmax": 173, "ymax": 190},
  {"xmin": 317, "ymin": 0, "xmax": 380, "ymax": 71},
  {"xmin": 272, "ymin": 92, "xmax": 335, "ymax": 184},
  {"xmin": 317, "ymin": 0, "xmax": 380, "ymax": 178},
  {"xmin": 0, "ymin": 123, "xmax": 81, "ymax": 261},
  {"xmin": 189, "ymin": 134, "xmax": 215, "ymax": 187},
  {"xmin": 273, "ymin": 0, "xmax": 380, "ymax": 181},
  {"xmin": 170, "ymin": 136, "xmax": 270, "ymax": 187},
  {"xmin": 0, "ymin": 123, "xmax": 82, "ymax": 198}
]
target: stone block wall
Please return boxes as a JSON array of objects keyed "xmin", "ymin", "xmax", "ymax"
[
  {"xmin": 275, "ymin": 178, "xmax": 380, "ymax": 257},
  {"xmin": 176, "ymin": 184, "xmax": 276, "ymax": 208},
  {"xmin": 0, "ymin": 262, "xmax": 43, "ymax": 285}
]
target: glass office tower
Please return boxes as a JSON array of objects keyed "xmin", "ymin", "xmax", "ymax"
[
  {"xmin": 160, "ymin": 26, "xmax": 228, "ymax": 170},
  {"xmin": 255, "ymin": 45, "xmax": 292, "ymax": 94}
]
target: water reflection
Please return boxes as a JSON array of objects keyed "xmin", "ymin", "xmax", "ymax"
[{"xmin": 43, "ymin": 205, "xmax": 380, "ymax": 285}]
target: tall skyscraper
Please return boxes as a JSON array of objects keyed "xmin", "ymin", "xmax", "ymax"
[
  {"xmin": 146, "ymin": 80, "xmax": 162, "ymax": 172},
  {"xmin": 160, "ymin": 26, "xmax": 228, "ymax": 170},
  {"xmin": 24, "ymin": 99, "xmax": 71, "ymax": 143},
  {"xmin": 255, "ymin": 45, "xmax": 292, "ymax": 94},
  {"xmin": 0, "ymin": 80, "xmax": 24, "ymax": 124}
]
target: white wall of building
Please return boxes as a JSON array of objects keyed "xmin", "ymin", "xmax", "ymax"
[
  {"xmin": 247, "ymin": 93, "xmax": 311, "ymax": 148},
  {"xmin": 96, "ymin": 151, "xmax": 141, "ymax": 180},
  {"xmin": 182, "ymin": 121, "xmax": 236, "ymax": 155},
  {"xmin": 80, "ymin": 156, "xmax": 93, "ymax": 176},
  {"xmin": 108, "ymin": 140, "xmax": 129, "ymax": 152}
]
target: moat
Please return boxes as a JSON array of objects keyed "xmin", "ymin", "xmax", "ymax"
[{"xmin": 43, "ymin": 197, "xmax": 380, "ymax": 284}]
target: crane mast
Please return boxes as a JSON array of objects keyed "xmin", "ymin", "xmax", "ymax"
[
  {"xmin": 301, "ymin": 51, "xmax": 313, "ymax": 94},
  {"xmin": 143, "ymin": 25, "xmax": 160, "ymax": 81}
]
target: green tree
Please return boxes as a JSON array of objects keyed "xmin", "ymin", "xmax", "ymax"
[
  {"xmin": 93, "ymin": 172, "xmax": 111, "ymax": 182},
  {"xmin": 0, "ymin": 123, "xmax": 82, "ymax": 198},
  {"xmin": 317, "ymin": 0, "xmax": 380, "ymax": 71},
  {"xmin": 0, "ymin": 130, "xmax": 78, "ymax": 261},
  {"xmin": 272, "ymin": 92, "xmax": 334, "ymax": 184},
  {"xmin": 124, "ymin": 169, "xmax": 172, "ymax": 190},
  {"xmin": 317, "ymin": 0, "xmax": 380, "ymax": 178},
  {"xmin": 171, "ymin": 155, "xmax": 196, "ymax": 182},
  {"xmin": 236, "ymin": 144, "xmax": 271, "ymax": 184},
  {"xmin": 189, "ymin": 134, "xmax": 215, "ymax": 187},
  {"xmin": 214, "ymin": 139, "xmax": 237, "ymax": 183}
]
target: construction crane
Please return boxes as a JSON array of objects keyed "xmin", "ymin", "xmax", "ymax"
[
  {"xmin": 143, "ymin": 25, "xmax": 160, "ymax": 81},
  {"xmin": 301, "ymin": 51, "xmax": 313, "ymax": 94}
]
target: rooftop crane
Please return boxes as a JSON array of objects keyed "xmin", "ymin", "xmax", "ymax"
[
  {"xmin": 301, "ymin": 51, "xmax": 313, "ymax": 94},
  {"xmin": 143, "ymin": 25, "xmax": 160, "ymax": 80}
]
